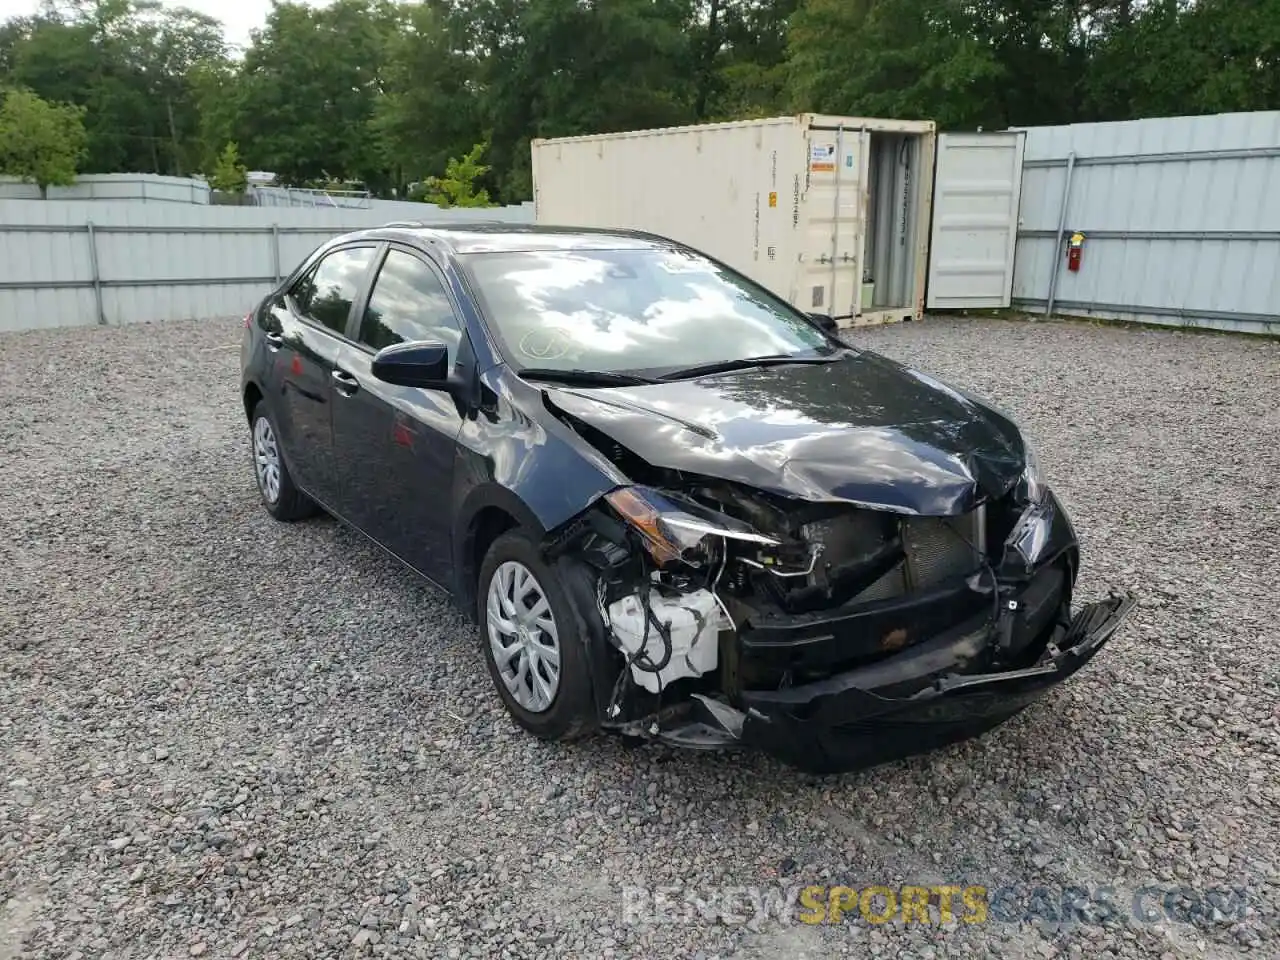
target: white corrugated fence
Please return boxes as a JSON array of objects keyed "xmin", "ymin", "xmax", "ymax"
[
  {"xmin": 0, "ymin": 200, "xmax": 535, "ymax": 331},
  {"xmin": 1011, "ymin": 111, "xmax": 1280, "ymax": 336},
  {"xmin": 2, "ymin": 110, "xmax": 1278, "ymax": 335},
  {"xmin": 0, "ymin": 173, "xmax": 213, "ymax": 204}
]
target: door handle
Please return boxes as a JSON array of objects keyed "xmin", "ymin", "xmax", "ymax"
[
  {"xmin": 265, "ymin": 331, "xmax": 283, "ymax": 351},
  {"xmin": 331, "ymin": 368, "xmax": 359, "ymax": 396}
]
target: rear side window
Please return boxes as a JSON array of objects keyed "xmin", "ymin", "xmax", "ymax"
[
  {"xmin": 358, "ymin": 249, "xmax": 462, "ymax": 359},
  {"xmin": 292, "ymin": 246, "xmax": 376, "ymax": 335}
]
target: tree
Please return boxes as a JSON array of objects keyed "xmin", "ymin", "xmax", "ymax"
[
  {"xmin": 3, "ymin": 0, "xmax": 1280, "ymax": 199},
  {"xmin": 374, "ymin": 1, "xmax": 484, "ymax": 197},
  {"xmin": 235, "ymin": 0, "xmax": 397, "ymax": 188},
  {"xmin": 422, "ymin": 141, "xmax": 493, "ymax": 207},
  {"xmin": 6, "ymin": 1, "xmax": 228, "ymax": 175},
  {"xmin": 123, "ymin": 2, "xmax": 228, "ymax": 176},
  {"xmin": 700, "ymin": 0, "xmax": 799, "ymax": 120},
  {"xmin": 484, "ymin": 0, "xmax": 699, "ymax": 198},
  {"xmin": 188, "ymin": 58, "xmax": 240, "ymax": 175},
  {"xmin": 786, "ymin": 0, "xmax": 1280, "ymax": 130},
  {"xmin": 208, "ymin": 140, "xmax": 247, "ymax": 192},
  {"xmin": 787, "ymin": 0, "xmax": 1007, "ymax": 129},
  {"xmin": 0, "ymin": 88, "xmax": 88, "ymax": 198},
  {"xmin": 0, "ymin": 14, "xmax": 39, "ymax": 76},
  {"xmin": 1084, "ymin": 0, "xmax": 1280, "ymax": 120},
  {"xmin": 1186, "ymin": 0, "xmax": 1280, "ymax": 113}
]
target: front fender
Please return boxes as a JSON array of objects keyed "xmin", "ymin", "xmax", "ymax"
[{"xmin": 449, "ymin": 368, "xmax": 629, "ymax": 600}]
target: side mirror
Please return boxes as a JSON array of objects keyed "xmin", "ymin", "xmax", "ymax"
[
  {"xmin": 371, "ymin": 340, "xmax": 450, "ymax": 388},
  {"xmin": 808, "ymin": 312, "xmax": 838, "ymax": 333}
]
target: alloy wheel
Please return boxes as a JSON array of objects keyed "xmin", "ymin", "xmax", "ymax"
[
  {"xmin": 253, "ymin": 416, "xmax": 281, "ymax": 504},
  {"xmin": 486, "ymin": 560, "xmax": 562, "ymax": 713}
]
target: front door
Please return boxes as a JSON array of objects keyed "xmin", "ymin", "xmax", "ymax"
[
  {"xmin": 330, "ymin": 246, "xmax": 466, "ymax": 584},
  {"xmin": 266, "ymin": 243, "xmax": 379, "ymax": 507}
]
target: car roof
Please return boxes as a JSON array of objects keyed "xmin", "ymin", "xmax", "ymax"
[{"xmin": 348, "ymin": 222, "xmax": 672, "ymax": 255}]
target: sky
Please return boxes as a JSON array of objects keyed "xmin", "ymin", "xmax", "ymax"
[{"xmin": 0, "ymin": 0, "xmax": 328, "ymax": 51}]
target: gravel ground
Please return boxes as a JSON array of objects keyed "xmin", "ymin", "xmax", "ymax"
[{"xmin": 2, "ymin": 314, "xmax": 1278, "ymax": 960}]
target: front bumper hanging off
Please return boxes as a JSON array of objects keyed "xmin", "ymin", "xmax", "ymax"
[{"xmin": 737, "ymin": 592, "xmax": 1136, "ymax": 773}]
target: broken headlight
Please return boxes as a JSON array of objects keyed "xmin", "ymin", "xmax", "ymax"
[
  {"xmin": 605, "ymin": 486, "xmax": 779, "ymax": 567},
  {"xmin": 1020, "ymin": 438, "xmax": 1046, "ymax": 504}
]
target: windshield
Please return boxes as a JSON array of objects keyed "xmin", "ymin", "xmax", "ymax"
[{"xmin": 461, "ymin": 246, "xmax": 836, "ymax": 376}]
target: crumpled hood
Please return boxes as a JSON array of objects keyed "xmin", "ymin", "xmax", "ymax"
[{"xmin": 542, "ymin": 350, "xmax": 1029, "ymax": 516}]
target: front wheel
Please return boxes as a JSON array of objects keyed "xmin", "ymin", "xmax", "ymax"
[
  {"xmin": 249, "ymin": 402, "xmax": 317, "ymax": 522},
  {"xmin": 478, "ymin": 530, "xmax": 596, "ymax": 742}
]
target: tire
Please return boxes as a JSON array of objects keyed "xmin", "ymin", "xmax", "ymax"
[
  {"xmin": 249, "ymin": 401, "xmax": 317, "ymax": 522},
  {"xmin": 477, "ymin": 529, "xmax": 596, "ymax": 742}
]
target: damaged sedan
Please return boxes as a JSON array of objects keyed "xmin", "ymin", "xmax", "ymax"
[{"xmin": 239, "ymin": 223, "xmax": 1134, "ymax": 773}]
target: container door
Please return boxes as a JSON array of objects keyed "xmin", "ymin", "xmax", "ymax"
[
  {"xmin": 926, "ymin": 131, "xmax": 1026, "ymax": 309},
  {"xmin": 800, "ymin": 126, "xmax": 869, "ymax": 319}
]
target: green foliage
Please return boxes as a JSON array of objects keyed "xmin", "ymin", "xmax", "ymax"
[
  {"xmin": 0, "ymin": 87, "xmax": 88, "ymax": 197},
  {"xmin": 423, "ymin": 142, "xmax": 493, "ymax": 208},
  {"xmin": 472, "ymin": 0, "xmax": 700, "ymax": 199},
  {"xmin": 1, "ymin": 0, "xmax": 1279, "ymax": 201},
  {"xmin": 788, "ymin": 0, "xmax": 1002, "ymax": 128},
  {"xmin": 696, "ymin": 0, "xmax": 800, "ymax": 120},
  {"xmin": 209, "ymin": 141, "xmax": 247, "ymax": 193},
  {"xmin": 234, "ymin": 0, "xmax": 399, "ymax": 189},
  {"xmin": 6, "ymin": 1, "xmax": 225, "ymax": 175},
  {"xmin": 786, "ymin": 0, "xmax": 1280, "ymax": 130},
  {"xmin": 373, "ymin": 1, "xmax": 483, "ymax": 196},
  {"xmin": 188, "ymin": 59, "xmax": 240, "ymax": 175}
]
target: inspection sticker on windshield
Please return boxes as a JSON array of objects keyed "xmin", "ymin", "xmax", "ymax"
[
  {"xmin": 810, "ymin": 144, "xmax": 836, "ymax": 173},
  {"xmin": 656, "ymin": 253, "xmax": 713, "ymax": 274}
]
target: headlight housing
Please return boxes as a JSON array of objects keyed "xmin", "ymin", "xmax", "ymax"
[
  {"xmin": 604, "ymin": 486, "xmax": 778, "ymax": 567},
  {"xmin": 1020, "ymin": 438, "xmax": 1046, "ymax": 504}
]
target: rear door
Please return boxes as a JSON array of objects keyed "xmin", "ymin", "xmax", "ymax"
[
  {"xmin": 266, "ymin": 243, "xmax": 378, "ymax": 508},
  {"xmin": 330, "ymin": 245, "xmax": 467, "ymax": 583},
  {"xmin": 925, "ymin": 131, "xmax": 1026, "ymax": 309}
]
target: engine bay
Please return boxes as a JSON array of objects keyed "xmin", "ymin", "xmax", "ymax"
[{"xmin": 544, "ymin": 472, "xmax": 1035, "ymax": 738}]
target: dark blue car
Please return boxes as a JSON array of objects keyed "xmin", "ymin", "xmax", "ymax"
[{"xmin": 239, "ymin": 223, "xmax": 1133, "ymax": 773}]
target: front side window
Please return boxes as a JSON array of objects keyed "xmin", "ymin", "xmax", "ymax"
[
  {"xmin": 295, "ymin": 246, "xmax": 376, "ymax": 335},
  {"xmin": 358, "ymin": 249, "xmax": 462, "ymax": 359},
  {"xmin": 288, "ymin": 266, "xmax": 317, "ymax": 315},
  {"xmin": 461, "ymin": 246, "xmax": 833, "ymax": 375}
]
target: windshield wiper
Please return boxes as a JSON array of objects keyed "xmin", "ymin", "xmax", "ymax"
[
  {"xmin": 518, "ymin": 367, "xmax": 660, "ymax": 387},
  {"xmin": 660, "ymin": 353, "xmax": 840, "ymax": 381}
]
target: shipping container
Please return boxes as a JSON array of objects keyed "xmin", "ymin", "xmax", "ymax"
[{"xmin": 532, "ymin": 114, "xmax": 937, "ymax": 327}]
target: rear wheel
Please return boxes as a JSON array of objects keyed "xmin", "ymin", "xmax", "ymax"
[
  {"xmin": 478, "ymin": 530, "xmax": 595, "ymax": 742},
  {"xmin": 250, "ymin": 402, "xmax": 316, "ymax": 522}
]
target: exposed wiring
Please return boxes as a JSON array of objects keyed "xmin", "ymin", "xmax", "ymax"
[
  {"xmin": 939, "ymin": 515, "xmax": 1003, "ymax": 634},
  {"xmin": 601, "ymin": 549, "xmax": 673, "ymax": 680}
]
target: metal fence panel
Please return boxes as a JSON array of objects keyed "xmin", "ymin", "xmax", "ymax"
[
  {"xmin": 9, "ymin": 110, "xmax": 1279, "ymax": 337},
  {"xmin": 0, "ymin": 173, "xmax": 212, "ymax": 204},
  {"xmin": 1011, "ymin": 111, "xmax": 1280, "ymax": 335},
  {"xmin": 0, "ymin": 199, "xmax": 535, "ymax": 332}
]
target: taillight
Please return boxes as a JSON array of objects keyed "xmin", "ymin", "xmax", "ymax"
[{"xmin": 244, "ymin": 312, "xmax": 253, "ymax": 329}]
